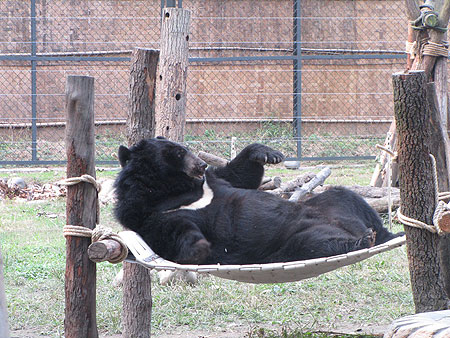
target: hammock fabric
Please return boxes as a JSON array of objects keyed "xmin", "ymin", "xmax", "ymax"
[{"xmin": 119, "ymin": 231, "xmax": 406, "ymax": 284}]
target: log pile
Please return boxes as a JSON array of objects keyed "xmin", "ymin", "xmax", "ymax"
[{"xmin": 200, "ymin": 152, "xmax": 400, "ymax": 214}]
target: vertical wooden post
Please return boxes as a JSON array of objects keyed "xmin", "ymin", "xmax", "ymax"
[
  {"xmin": 155, "ymin": 7, "xmax": 191, "ymax": 141},
  {"xmin": 0, "ymin": 248, "xmax": 10, "ymax": 338},
  {"xmin": 393, "ymin": 70, "xmax": 448, "ymax": 312},
  {"xmin": 127, "ymin": 48, "xmax": 160, "ymax": 143},
  {"xmin": 122, "ymin": 48, "xmax": 159, "ymax": 338},
  {"xmin": 64, "ymin": 75, "xmax": 98, "ymax": 338}
]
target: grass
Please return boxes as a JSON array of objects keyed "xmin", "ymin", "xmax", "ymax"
[
  {"xmin": 0, "ymin": 164, "xmax": 413, "ymax": 337},
  {"xmin": 1, "ymin": 123, "xmax": 385, "ymax": 165}
]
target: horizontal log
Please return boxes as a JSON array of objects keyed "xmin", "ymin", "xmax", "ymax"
[
  {"xmin": 88, "ymin": 239, "xmax": 123, "ymax": 263},
  {"xmin": 198, "ymin": 151, "xmax": 228, "ymax": 167},
  {"xmin": 280, "ymin": 172, "xmax": 316, "ymax": 193},
  {"xmin": 259, "ymin": 177, "xmax": 281, "ymax": 190},
  {"xmin": 365, "ymin": 196, "xmax": 400, "ymax": 213}
]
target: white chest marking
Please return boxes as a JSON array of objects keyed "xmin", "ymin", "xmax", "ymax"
[{"xmin": 179, "ymin": 179, "xmax": 214, "ymax": 210}]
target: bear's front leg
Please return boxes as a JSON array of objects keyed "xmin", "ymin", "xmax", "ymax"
[{"xmin": 213, "ymin": 143, "xmax": 285, "ymax": 189}]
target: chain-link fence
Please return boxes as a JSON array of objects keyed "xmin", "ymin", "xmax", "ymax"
[{"xmin": 0, "ymin": 0, "xmax": 411, "ymax": 165}]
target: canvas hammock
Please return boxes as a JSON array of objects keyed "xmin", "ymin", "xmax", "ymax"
[{"xmin": 118, "ymin": 231, "xmax": 406, "ymax": 284}]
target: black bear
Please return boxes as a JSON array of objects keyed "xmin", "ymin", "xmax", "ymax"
[{"xmin": 114, "ymin": 137, "xmax": 402, "ymax": 265}]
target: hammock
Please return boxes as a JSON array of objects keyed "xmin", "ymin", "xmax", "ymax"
[{"xmin": 119, "ymin": 231, "xmax": 406, "ymax": 284}]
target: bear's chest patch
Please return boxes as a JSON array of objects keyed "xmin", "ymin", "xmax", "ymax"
[
  {"xmin": 179, "ymin": 179, "xmax": 214, "ymax": 210},
  {"xmin": 157, "ymin": 178, "xmax": 214, "ymax": 214}
]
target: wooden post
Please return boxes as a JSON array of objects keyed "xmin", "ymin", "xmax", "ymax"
[
  {"xmin": 393, "ymin": 70, "xmax": 448, "ymax": 312},
  {"xmin": 373, "ymin": 0, "xmax": 450, "ymax": 187},
  {"xmin": 127, "ymin": 48, "xmax": 160, "ymax": 142},
  {"xmin": 122, "ymin": 48, "xmax": 159, "ymax": 338},
  {"xmin": 0, "ymin": 248, "xmax": 10, "ymax": 338},
  {"xmin": 64, "ymin": 75, "xmax": 98, "ymax": 337},
  {"xmin": 155, "ymin": 7, "xmax": 191, "ymax": 141}
]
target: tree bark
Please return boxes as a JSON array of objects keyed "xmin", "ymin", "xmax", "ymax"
[
  {"xmin": 155, "ymin": 7, "xmax": 191, "ymax": 141},
  {"xmin": 122, "ymin": 48, "xmax": 159, "ymax": 338},
  {"xmin": 373, "ymin": 0, "xmax": 450, "ymax": 187},
  {"xmin": 127, "ymin": 48, "xmax": 159, "ymax": 143},
  {"xmin": 393, "ymin": 70, "xmax": 449, "ymax": 312},
  {"xmin": 64, "ymin": 75, "xmax": 98, "ymax": 338},
  {"xmin": 427, "ymin": 82, "xmax": 450, "ymax": 303},
  {"xmin": 0, "ymin": 249, "xmax": 9, "ymax": 338}
]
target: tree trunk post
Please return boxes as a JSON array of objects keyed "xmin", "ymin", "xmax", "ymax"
[
  {"xmin": 373, "ymin": 0, "xmax": 450, "ymax": 188},
  {"xmin": 155, "ymin": 7, "xmax": 191, "ymax": 141},
  {"xmin": 122, "ymin": 48, "xmax": 159, "ymax": 338},
  {"xmin": 0, "ymin": 248, "xmax": 10, "ymax": 338},
  {"xmin": 393, "ymin": 70, "xmax": 449, "ymax": 312},
  {"xmin": 64, "ymin": 75, "xmax": 98, "ymax": 338},
  {"xmin": 127, "ymin": 48, "xmax": 160, "ymax": 143}
]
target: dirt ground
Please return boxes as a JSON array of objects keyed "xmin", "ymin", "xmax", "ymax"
[{"xmin": 10, "ymin": 323, "xmax": 389, "ymax": 337}]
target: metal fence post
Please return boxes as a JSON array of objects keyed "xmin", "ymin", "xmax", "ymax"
[
  {"xmin": 31, "ymin": 0, "xmax": 38, "ymax": 162},
  {"xmin": 293, "ymin": 0, "xmax": 302, "ymax": 160}
]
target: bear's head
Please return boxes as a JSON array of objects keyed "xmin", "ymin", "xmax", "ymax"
[{"xmin": 118, "ymin": 136, "xmax": 207, "ymax": 180}]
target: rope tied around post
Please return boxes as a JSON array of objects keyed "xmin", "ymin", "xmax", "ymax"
[
  {"xmin": 62, "ymin": 225, "xmax": 129, "ymax": 264},
  {"xmin": 56, "ymin": 174, "xmax": 101, "ymax": 224},
  {"xmin": 422, "ymin": 41, "xmax": 449, "ymax": 57},
  {"xmin": 405, "ymin": 39, "xmax": 448, "ymax": 60},
  {"xmin": 58, "ymin": 174, "xmax": 129, "ymax": 263},
  {"xmin": 396, "ymin": 154, "xmax": 450, "ymax": 235},
  {"xmin": 375, "ymin": 146, "xmax": 450, "ymax": 235}
]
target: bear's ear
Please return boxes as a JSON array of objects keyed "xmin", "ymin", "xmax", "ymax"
[{"xmin": 118, "ymin": 145, "xmax": 131, "ymax": 167}]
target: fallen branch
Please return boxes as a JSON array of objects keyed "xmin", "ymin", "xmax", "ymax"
[
  {"xmin": 259, "ymin": 177, "xmax": 281, "ymax": 190},
  {"xmin": 198, "ymin": 151, "xmax": 228, "ymax": 167},
  {"xmin": 289, "ymin": 167, "xmax": 331, "ymax": 202},
  {"xmin": 281, "ymin": 172, "xmax": 316, "ymax": 193}
]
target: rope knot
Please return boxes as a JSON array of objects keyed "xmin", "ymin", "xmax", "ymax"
[{"xmin": 63, "ymin": 224, "xmax": 128, "ymax": 264}]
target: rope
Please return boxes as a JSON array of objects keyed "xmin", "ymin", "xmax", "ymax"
[
  {"xmin": 63, "ymin": 224, "xmax": 129, "ymax": 264},
  {"xmin": 374, "ymin": 146, "xmax": 450, "ymax": 235},
  {"xmin": 422, "ymin": 41, "xmax": 449, "ymax": 57},
  {"xmin": 397, "ymin": 209, "xmax": 441, "ymax": 234},
  {"xmin": 56, "ymin": 174, "xmax": 101, "ymax": 224},
  {"xmin": 58, "ymin": 174, "xmax": 129, "ymax": 263},
  {"xmin": 405, "ymin": 41, "xmax": 417, "ymax": 59},
  {"xmin": 376, "ymin": 144, "xmax": 396, "ymax": 230},
  {"xmin": 405, "ymin": 40, "xmax": 448, "ymax": 60},
  {"xmin": 56, "ymin": 174, "xmax": 101, "ymax": 192},
  {"xmin": 395, "ymin": 154, "xmax": 450, "ymax": 236}
]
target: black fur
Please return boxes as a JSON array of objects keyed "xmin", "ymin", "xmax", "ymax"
[{"xmin": 114, "ymin": 137, "xmax": 403, "ymax": 265}]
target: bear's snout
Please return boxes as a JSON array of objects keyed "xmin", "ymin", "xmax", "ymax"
[{"xmin": 184, "ymin": 152, "xmax": 207, "ymax": 179}]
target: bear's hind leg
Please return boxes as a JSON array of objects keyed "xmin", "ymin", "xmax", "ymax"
[
  {"xmin": 175, "ymin": 232, "xmax": 211, "ymax": 264},
  {"xmin": 291, "ymin": 228, "xmax": 376, "ymax": 260},
  {"xmin": 328, "ymin": 228, "xmax": 376, "ymax": 255}
]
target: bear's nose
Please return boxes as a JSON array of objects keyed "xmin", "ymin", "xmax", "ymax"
[{"xmin": 199, "ymin": 160, "xmax": 207, "ymax": 171}]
